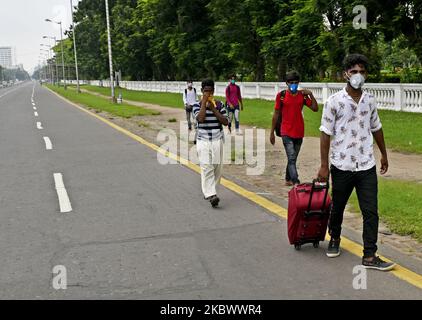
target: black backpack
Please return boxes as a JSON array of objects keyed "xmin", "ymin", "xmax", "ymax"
[{"xmin": 275, "ymin": 90, "xmax": 286, "ymax": 137}]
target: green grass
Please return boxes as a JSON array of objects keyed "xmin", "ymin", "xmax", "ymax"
[
  {"xmin": 82, "ymin": 85, "xmax": 184, "ymax": 109},
  {"xmin": 47, "ymin": 85, "xmax": 160, "ymax": 118},
  {"xmin": 79, "ymin": 85, "xmax": 422, "ymax": 154},
  {"xmin": 349, "ymin": 178, "xmax": 422, "ymax": 242},
  {"xmin": 375, "ymin": 110, "xmax": 422, "ymax": 154},
  {"xmin": 137, "ymin": 121, "xmax": 150, "ymax": 128}
]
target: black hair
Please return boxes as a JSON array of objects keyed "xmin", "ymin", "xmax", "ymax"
[
  {"xmin": 201, "ymin": 79, "xmax": 215, "ymax": 89},
  {"xmin": 343, "ymin": 54, "xmax": 369, "ymax": 71},
  {"xmin": 286, "ymin": 71, "xmax": 300, "ymax": 82}
]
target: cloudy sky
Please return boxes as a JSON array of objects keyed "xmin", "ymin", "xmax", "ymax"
[{"xmin": 0, "ymin": 0, "xmax": 82, "ymax": 74}]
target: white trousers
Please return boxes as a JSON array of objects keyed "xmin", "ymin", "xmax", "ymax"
[{"xmin": 196, "ymin": 138, "xmax": 224, "ymax": 198}]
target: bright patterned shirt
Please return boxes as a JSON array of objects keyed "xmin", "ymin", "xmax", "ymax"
[{"xmin": 319, "ymin": 88, "xmax": 382, "ymax": 172}]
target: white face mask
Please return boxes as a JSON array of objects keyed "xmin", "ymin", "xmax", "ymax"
[{"xmin": 346, "ymin": 73, "xmax": 365, "ymax": 89}]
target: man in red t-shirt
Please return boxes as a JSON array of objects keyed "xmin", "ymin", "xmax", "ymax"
[{"xmin": 270, "ymin": 71, "xmax": 318, "ymax": 186}]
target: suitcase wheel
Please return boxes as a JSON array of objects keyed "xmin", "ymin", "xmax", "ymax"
[
  {"xmin": 313, "ymin": 242, "xmax": 319, "ymax": 248},
  {"xmin": 294, "ymin": 244, "xmax": 301, "ymax": 250}
]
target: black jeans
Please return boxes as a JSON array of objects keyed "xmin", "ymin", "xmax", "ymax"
[
  {"xmin": 281, "ymin": 136, "xmax": 303, "ymax": 184},
  {"xmin": 227, "ymin": 105, "xmax": 240, "ymax": 130},
  {"xmin": 185, "ymin": 108, "xmax": 193, "ymax": 130},
  {"xmin": 329, "ymin": 165, "xmax": 379, "ymax": 258}
]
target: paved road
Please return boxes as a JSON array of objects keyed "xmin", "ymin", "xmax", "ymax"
[{"xmin": 0, "ymin": 81, "xmax": 420, "ymax": 299}]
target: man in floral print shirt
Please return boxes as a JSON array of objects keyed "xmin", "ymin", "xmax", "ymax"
[{"xmin": 317, "ymin": 54, "xmax": 395, "ymax": 271}]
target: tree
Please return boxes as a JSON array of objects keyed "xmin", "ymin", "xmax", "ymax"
[
  {"xmin": 208, "ymin": 0, "xmax": 284, "ymax": 81},
  {"xmin": 68, "ymin": 0, "xmax": 111, "ymax": 79},
  {"xmin": 65, "ymin": 0, "xmax": 422, "ymax": 82}
]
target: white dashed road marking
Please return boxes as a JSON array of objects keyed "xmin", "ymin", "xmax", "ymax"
[
  {"xmin": 43, "ymin": 137, "xmax": 53, "ymax": 150},
  {"xmin": 53, "ymin": 173, "xmax": 72, "ymax": 213}
]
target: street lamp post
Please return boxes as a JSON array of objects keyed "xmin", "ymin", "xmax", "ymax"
[
  {"xmin": 70, "ymin": 0, "xmax": 81, "ymax": 93},
  {"xmin": 58, "ymin": 22, "xmax": 67, "ymax": 89},
  {"xmin": 43, "ymin": 36, "xmax": 60, "ymax": 87},
  {"xmin": 39, "ymin": 54, "xmax": 46, "ymax": 82},
  {"xmin": 40, "ymin": 48, "xmax": 53, "ymax": 84},
  {"xmin": 39, "ymin": 56, "xmax": 46, "ymax": 82},
  {"xmin": 38, "ymin": 61, "xmax": 44, "ymax": 83},
  {"xmin": 40, "ymin": 55, "xmax": 50, "ymax": 83},
  {"xmin": 105, "ymin": 0, "xmax": 115, "ymax": 102},
  {"xmin": 45, "ymin": 19, "xmax": 67, "ymax": 89},
  {"xmin": 41, "ymin": 45, "xmax": 52, "ymax": 84}
]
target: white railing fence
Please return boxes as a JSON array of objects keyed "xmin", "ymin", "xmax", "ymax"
[{"xmin": 65, "ymin": 80, "xmax": 422, "ymax": 113}]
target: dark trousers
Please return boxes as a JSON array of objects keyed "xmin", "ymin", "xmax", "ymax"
[
  {"xmin": 227, "ymin": 105, "xmax": 240, "ymax": 130},
  {"xmin": 186, "ymin": 109, "xmax": 193, "ymax": 130},
  {"xmin": 281, "ymin": 136, "xmax": 303, "ymax": 184},
  {"xmin": 329, "ymin": 165, "xmax": 379, "ymax": 257}
]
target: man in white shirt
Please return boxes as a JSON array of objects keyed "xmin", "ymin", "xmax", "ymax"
[
  {"xmin": 317, "ymin": 54, "xmax": 395, "ymax": 271},
  {"xmin": 183, "ymin": 81, "xmax": 198, "ymax": 131}
]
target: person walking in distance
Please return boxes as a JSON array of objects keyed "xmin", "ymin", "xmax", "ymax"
[
  {"xmin": 183, "ymin": 80, "xmax": 198, "ymax": 131},
  {"xmin": 225, "ymin": 75, "xmax": 244, "ymax": 135},
  {"xmin": 317, "ymin": 53, "xmax": 395, "ymax": 271},
  {"xmin": 193, "ymin": 79, "xmax": 229, "ymax": 208}
]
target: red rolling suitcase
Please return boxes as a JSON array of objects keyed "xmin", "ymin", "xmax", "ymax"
[{"xmin": 287, "ymin": 180, "xmax": 331, "ymax": 250}]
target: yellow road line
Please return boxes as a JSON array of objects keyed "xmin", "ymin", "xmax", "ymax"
[{"xmin": 47, "ymin": 87, "xmax": 422, "ymax": 290}]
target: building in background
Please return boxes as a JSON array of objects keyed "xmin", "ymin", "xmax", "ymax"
[{"xmin": 0, "ymin": 47, "xmax": 13, "ymax": 68}]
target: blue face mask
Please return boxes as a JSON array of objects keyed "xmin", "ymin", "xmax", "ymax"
[
  {"xmin": 289, "ymin": 83, "xmax": 298, "ymax": 93},
  {"xmin": 231, "ymin": 80, "xmax": 235, "ymax": 85}
]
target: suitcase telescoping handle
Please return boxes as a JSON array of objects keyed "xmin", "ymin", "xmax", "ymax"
[{"xmin": 306, "ymin": 179, "xmax": 330, "ymax": 214}]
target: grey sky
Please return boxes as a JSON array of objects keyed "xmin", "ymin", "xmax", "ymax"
[{"xmin": 0, "ymin": 0, "xmax": 81, "ymax": 74}]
